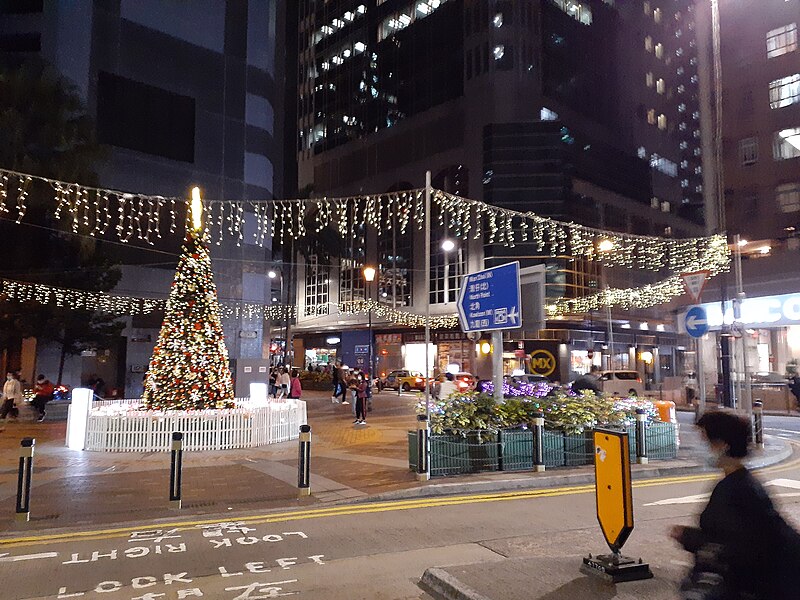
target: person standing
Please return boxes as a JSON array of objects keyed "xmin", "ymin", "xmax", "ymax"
[
  {"xmin": 331, "ymin": 360, "xmax": 345, "ymax": 404},
  {"xmin": 353, "ymin": 374, "xmax": 368, "ymax": 425},
  {"xmin": 276, "ymin": 366, "xmax": 291, "ymax": 400},
  {"xmin": 289, "ymin": 369, "xmax": 303, "ymax": 400},
  {"xmin": 1, "ymin": 372, "xmax": 22, "ymax": 420},
  {"xmin": 438, "ymin": 372, "xmax": 458, "ymax": 399},
  {"xmin": 789, "ymin": 374, "xmax": 800, "ymax": 410},
  {"xmin": 571, "ymin": 366, "xmax": 601, "ymax": 394},
  {"xmin": 671, "ymin": 410, "xmax": 800, "ymax": 599},
  {"xmin": 32, "ymin": 374, "xmax": 54, "ymax": 422}
]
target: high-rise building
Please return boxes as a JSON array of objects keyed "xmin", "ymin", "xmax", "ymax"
[
  {"xmin": 291, "ymin": 0, "xmax": 708, "ymax": 384},
  {"xmin": 0, "ymin": 0, "xmax": 286, "ymax": 393},
  {"xmin": 690, "ymin": 0, "xmax": 800, "ymax": 394},
  {"xmin": 710, "ymin": 0, "xmax": 799, "ymax": 242}
]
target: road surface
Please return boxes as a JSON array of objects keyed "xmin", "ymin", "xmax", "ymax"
[{"xmin": 2, "ymin": 444, "xmax": 799, "ymax": 600}]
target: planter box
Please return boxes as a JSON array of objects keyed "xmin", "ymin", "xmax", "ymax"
[{"xmin": 408, "ymin": 423, "xmax": 678, "ymax": 476}]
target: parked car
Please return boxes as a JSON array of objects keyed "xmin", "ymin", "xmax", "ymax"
[
  {"xmin": 453, "ymin": 372, "xmax": 476, "ymax": 392},
  {"xmin": 382, "ymin": 370, "xmax": 428, "ymax": 391},
  {"xmin": 598, "ymin": 370, "xmax": 644, "ymax": 397}
]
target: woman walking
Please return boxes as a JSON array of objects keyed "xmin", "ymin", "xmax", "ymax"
[{"xmin": 671, "ymin": 410, "xmax": 800, "ymax": 599}]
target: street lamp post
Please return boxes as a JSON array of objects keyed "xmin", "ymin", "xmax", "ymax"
[
  {"xmin": 441, "ymin": 239, "xmax": 455, "ymax": 304},
  {"xmin": 597, "ymin": 240, "xmax": 615, "ymax": 370},
  {"xmin": 268, "ymin": 269, "xmax": 289, "ymax": 365},
  {"xmin": 363, "ymin": 266, "xmax": 376, "ymax": 382}
]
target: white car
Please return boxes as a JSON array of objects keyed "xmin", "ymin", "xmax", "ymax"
[{"xmin": 598, "ymin": 371, "xmax": 645, "ymax": 397}]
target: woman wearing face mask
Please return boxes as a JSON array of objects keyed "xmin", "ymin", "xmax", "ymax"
[
  {"xmin": 671, "ymin": 410, "xmax": 800, "ymax": 599},
  {"xmin": 1, "ymin": 372, "xmax": 22, "ymax": 419}
]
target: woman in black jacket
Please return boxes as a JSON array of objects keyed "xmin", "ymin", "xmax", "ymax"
[{"xmin": 671, "ymin": 410, "xmax": 800, "ymax": 599}]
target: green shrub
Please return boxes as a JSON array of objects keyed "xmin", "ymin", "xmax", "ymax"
[
  {"xmin": 417, "ymin": 389, "xmax": 657, "ymax": 435},
  {"xmin": 299, "ymin": 370, "xmax": 333, "ymax": 391}
]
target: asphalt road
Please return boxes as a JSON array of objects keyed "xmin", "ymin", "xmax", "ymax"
[{"xmin": 2, "ymin": 446, "xmax": 799, "ymax": 600}]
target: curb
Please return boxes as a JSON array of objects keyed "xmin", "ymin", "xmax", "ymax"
[
  {"xmin": 361, "ymin": 434, "xmax": 793, "ymax": 505},
  {"xmin": 420, "ymin": 568, "xmax": 491, "ymax": 600}
]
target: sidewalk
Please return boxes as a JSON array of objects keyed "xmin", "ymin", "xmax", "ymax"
[{"xmin": 0, "ymin": 391, "xmax": 792, "ymax": 534}]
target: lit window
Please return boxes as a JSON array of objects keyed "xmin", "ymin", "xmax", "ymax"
[
  {"xmin": 644, "ymin": 1, "xmax": 650, "ymax": 15},
  {"xmin": 695, "ymin": 166, "xmax": 702, "ymax": 174},
  {"xmin": 552, "ymin": 0, "xmax": 592, "ymax": 25},
  {"xmin": 681, "ymin": 179, "xmax": 689, "ymax": 188},
  {"xmin": 767, "ymin": 23, "xmax": 797, "ymax": 58},
  {"xmin": 493, "ymin": 13, "xmax": 503, "ymax": 28},
  {"xmin": 493, "ymin": 45, "xmax": 505, "ymax": 60},
  {"xmin": 657, "ymin": 113, "xmax": 667, "ymax": 130},
  {"xmin": 777, "ymin": 182, "xmax": 800, "ymax": 212},
  {"xmin": 655, "ymin": 43, "xmax": 664, "ymax": 59},
  {"xmin": 654, "ymin": 8, "xmax": 662, "ymax": 23},
  {"xmin": 656, "ymin": 78, "xmax": 665, "ymax": 94},
  {"xmin": 647, "ymin": 109, "xmax": 656, "ymax": 124},
  {"xmin": 645, "ymin": 36, "xmax": 653, "ymax": 52},
  {"xmin": 774, "ymin": 128, "xmax": 800, "ymax": 160},
  {"xmin": 541, "ymin": 107, "xmax": 559, "ymax": 121},
  {"xmin": 646, "ymin": 72, "xmax": 654, "ymax": 87},
  {"xmin": 769, "ymin": 74, "xmax": 800, "ymax": 109},
  {"xmin": 379, "ymin": 0, "xmax": 450, "ymax": 41}
]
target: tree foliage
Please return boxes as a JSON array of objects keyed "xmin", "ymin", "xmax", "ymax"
[{"xmin": 0, "ymin": 58, "xmax": 120, "ymax": 379}]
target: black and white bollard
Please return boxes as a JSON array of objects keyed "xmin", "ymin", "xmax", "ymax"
[
  {"xmin": 532, "ymin": 412, "xmax": 546, "ymax": 472},
  {"xmin": 169, "ymin": 432, "xmax": 183, "ymax": 509},
  {"xmin": 635, "ymin": 409, "xmax": 648, "ymax": 464},
  {"xmin": 298, "ymin": 424, "xmax": 312, "ymax": 497},
  {"xmin": 753, "ymin": 401, "xmax": 764, "ymax": 449},
  {"xmin": 416, "ymin": 414, "xmax": 430, "ymax": 481},
  {"xmin": 15, "ymin": 438, "xmax": 35, "ymax": 523}
]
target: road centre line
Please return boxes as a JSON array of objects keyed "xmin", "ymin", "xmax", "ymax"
[{"xmin": 2, "ymin": 443, "xmax": 798, "ymax": 550}]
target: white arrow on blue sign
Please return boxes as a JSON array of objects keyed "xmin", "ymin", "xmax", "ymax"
[
  {"xmin": 684, "ymin": 305, "xmax": 709, "ymax": 338},
  {"xmin": 457, "ymin": 262, "xmax": 522, "ymax": 333}
]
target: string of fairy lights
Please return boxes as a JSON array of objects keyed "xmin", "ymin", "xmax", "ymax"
[
  {"xmin": 0, "ymin": 277, "xmax": 462, "ymax": 326},
  {"xmin": 0, "ymin": 167, "xmax": 731, "ymax": 319}
]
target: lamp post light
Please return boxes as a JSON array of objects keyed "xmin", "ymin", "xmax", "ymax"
[
  {"xmin": 441, "ymin": 239, "xmax": 455, "ymax": 304},
  {"xmin": 363, "ymin": 266, "xmax": 377, "ymax": 383},
  {"xmin": 597, "ymin": 240, "xmax": 616, "ymax": 370},
  {"xmin": 268, "ymin": 269, "xmax": 289, "ymax": 365}
]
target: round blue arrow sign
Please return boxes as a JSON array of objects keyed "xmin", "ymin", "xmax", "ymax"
[{"xmin": 684, "ymin": 306, "xmax": 709, "ymax": 338}]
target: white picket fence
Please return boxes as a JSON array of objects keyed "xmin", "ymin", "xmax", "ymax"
[{"xmin": 83, "ymin": 399, "xmax": 307, "ymax": 452}]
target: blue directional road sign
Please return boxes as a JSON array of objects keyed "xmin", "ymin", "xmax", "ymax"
[
  {"xmin": 684, "ymin": 305, "xmax": 709, "ymax": 338},
  {"xmin": 457, "ymin": 262, "xmax": 522, "ymax": 333}
]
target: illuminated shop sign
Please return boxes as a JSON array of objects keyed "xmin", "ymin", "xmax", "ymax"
[{"xmin": 699, "ymin": 292, "xmax": 800, "ymax": 330}]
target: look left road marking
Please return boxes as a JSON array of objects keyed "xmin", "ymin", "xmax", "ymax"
[{"xmin": 0, "ymin": 551, "xmax": 59, "ymax": 562}]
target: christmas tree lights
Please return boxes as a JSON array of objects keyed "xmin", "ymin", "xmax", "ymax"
[{"xmin": 142, "ymin": 190, "xmax": 234, "ymax": 410}]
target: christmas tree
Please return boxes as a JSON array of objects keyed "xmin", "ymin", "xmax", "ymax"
[{"xmin": 142, "ymin": 188, "xmax": 234, "ymax": 410}]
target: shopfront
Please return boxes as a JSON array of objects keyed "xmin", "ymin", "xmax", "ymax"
[{"xmin": 692, "ymin": 292, "xmax": 800, "ymax": 381}]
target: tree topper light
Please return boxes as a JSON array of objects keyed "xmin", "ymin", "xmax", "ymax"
[{"xmin": 190, "ymin": 186, "xmax": 203, "ymax": 233}]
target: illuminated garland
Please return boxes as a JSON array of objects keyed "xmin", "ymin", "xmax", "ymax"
[
  {"xmin": 0, "ymin": 167, "xmax": 731, "ymax": 317},
  {"xmin": 0, "ymin": 167, "xmax": 728, "ymax": 276}
]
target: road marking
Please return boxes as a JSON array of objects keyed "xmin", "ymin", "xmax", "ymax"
[
  {"xmin": 644, "ymin": 493, "xmax": 710, "ymax": 506},
  {"xmin": 764, "ymin": 478, "xmax": 800, "ymax": 490},
  {"xmin": 0, "ymin": 551, "xmax": 59, "ymax": 562},
  {"xmin": 2, "ymin": 441, "xmax": 798, "ymax": 549}
]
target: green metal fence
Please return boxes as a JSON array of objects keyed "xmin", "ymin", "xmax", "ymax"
[{"xmin": 408, "ymin": 423, "xmax": 678, "ymax": 477}]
